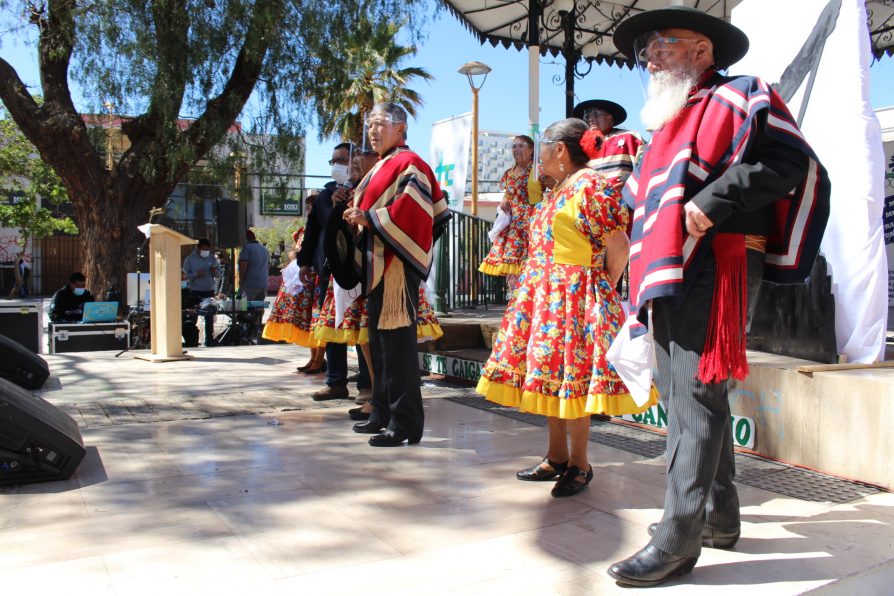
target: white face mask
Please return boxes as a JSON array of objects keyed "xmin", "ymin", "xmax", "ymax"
[
  {"xmin": 199, "ymin": 250, "xmax": 210, "ymax": 258},
  {"xmin": 331, "ymin": 163, "xmax": 350, "ymax": 186}
]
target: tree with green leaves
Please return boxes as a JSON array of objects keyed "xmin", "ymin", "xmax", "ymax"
[
  {"xmin": 313, "ymin": 17, "xmax": 433, "ymax": 145},
  {"xmin": 0, "ymin": 105, "xmax": 77, "ymax": 296},
  {"xmin": 0, "ymin": 0, "xmax": 427, "ymax": 295}
]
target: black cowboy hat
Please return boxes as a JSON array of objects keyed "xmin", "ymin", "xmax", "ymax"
[
  {"xmin": 324, "ymin": 202, "xmax": 361, "ymax": 289},
  {"xmin": 572, "ymin": 99, "xmax": 627, "ymax": 126},
  {"xmin": 613, "ymin": 6, "xmax": 749, "ymax": 71}
]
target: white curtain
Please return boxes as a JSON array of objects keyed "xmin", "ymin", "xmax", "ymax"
[{"xmin": 732, "ymin": 0, "xmax": 888, "ymax": 363}]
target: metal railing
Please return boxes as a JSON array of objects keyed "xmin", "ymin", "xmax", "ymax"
[{"xmin": 433, "ymin": 208, "xmax": 506, "ymax": 311}]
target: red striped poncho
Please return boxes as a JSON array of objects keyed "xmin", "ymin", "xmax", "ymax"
[
  {"xmin": 353, "ymin": 146, "xmax": 449, "ymax": 328},
  {"xmin": 623, "ymin": 71, "xmax": 830, "ymax": 382},
  {"xmin": 588, "ymin": 129, "xmax": 645, "ymax": 191}
]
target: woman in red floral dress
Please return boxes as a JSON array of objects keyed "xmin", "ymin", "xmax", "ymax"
[
  {"xmin": 262, "ymin": 216, "xmax": 325, "ymax": 371},
  {"xmin": 477, "ymin": 118, "xmax": 656, "ymax": 498},
  {"xmin": 479, "ymin": 135, "xmax": 538, "ymax": 292}
]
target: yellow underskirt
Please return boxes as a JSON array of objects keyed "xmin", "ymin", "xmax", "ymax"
[
  {"xmin": 313, "ymin": 325, "xmax": 369, "ymax": 346},
  {"xmin": 262, "ymin": 322, "xmax": 324, "ymax": 348},
  {"xmin": 417, "ymin": 323, "xmax": 444, "ymax": 342},
  {"xmin": 476, "ymin": 377, "xmax": 659, "ymax": 420},
  {"xmin": 478, "ymin": 261, "xmax": 523, "ymax": 276}
]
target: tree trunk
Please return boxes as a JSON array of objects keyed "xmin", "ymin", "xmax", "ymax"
[{"xmin": 71, "ymin": 184, "xmax": 172, "ymax": 299}]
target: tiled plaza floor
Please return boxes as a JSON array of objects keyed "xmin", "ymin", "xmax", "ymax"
[{"xmin": 1, "ymin": 344, "xmax": 892, "ymax": 595}]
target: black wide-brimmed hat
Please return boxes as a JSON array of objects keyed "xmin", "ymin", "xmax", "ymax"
[
  {"xmin": 613, "ymin": 6, "xmax": 749, "ymax": 70},
  {"xmin": 324, "ymin": 202, "xmax": 361, "ymax": 289},
  {"xmin": 572, "ymin": 99, "xmax": 627, "ymax": 126}
]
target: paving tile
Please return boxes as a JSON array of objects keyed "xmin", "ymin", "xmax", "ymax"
[{"xmin": 3, "ymin": 344, "xmax": 889, "ymax": 594}]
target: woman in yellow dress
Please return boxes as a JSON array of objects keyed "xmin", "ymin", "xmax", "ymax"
[
  {"xmin": 479, "ymin": 135, "xmax": 538, "ymax": 292},
  {"xmin": 477, "ymin": 119, "xmax": 657, "ymax": 498}
]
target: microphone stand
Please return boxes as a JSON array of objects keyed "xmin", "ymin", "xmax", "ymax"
[{"xmin": 115, "ymin": 243, "xmax": 149, "ymax": 357}]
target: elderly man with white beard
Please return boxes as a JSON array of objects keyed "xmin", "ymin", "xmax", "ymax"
[{"xmin": 606, "ymin": 7, "xmax": 830, "ymax": 588}]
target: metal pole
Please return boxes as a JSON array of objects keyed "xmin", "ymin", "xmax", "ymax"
[{"xmin": 471, "ymin": 87, "xmax": 480, "ymax": 216}]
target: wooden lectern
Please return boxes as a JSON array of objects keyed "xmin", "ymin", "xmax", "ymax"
[{"xmin": 135, "ymin": 224, "xmax": 196, "ymax": 362}]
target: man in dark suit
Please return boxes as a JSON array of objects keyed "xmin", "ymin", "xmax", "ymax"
[{"xmin": 297, "ymin": 142, "xmax": 354, "ymax": 400}]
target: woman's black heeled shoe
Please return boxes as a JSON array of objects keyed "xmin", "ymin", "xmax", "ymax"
[
  {"xmin": 551, "ymin": 465, "xmax": 593, "ymax": 498},
  {"xmin": 348, "ymin": 407, "xmax": 370, "ymax": 421},
  {"xmin": 516, "ymin": 457, "xmax": 568, "ymax": 481}
]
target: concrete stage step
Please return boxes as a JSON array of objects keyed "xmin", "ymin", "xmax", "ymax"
[{"xmin": 425, "ymin": 306, "xmax": 894, "ymax": 490}]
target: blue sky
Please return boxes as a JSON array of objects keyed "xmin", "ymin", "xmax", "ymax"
[{"xmin": 3, "ymin": 6, "xmax": 894, "ymax": 184}]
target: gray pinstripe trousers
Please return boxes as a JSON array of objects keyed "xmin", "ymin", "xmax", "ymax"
[{"xmin": 648, "ymin": 249, "xmax": 764, "ymax": 558}]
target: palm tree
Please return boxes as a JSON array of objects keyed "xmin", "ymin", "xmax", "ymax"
[{"xmin": 313, "ymin": 18, "xmax": 433, "ymax": 145}]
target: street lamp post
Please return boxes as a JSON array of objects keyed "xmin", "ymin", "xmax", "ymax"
[
  {"xmin": 457, "ymin": 61, "xmax": 491, "ymax": 307},
  {"xmin": 457, "ymin": 61, "xmax": 491, "ymax": 217}
]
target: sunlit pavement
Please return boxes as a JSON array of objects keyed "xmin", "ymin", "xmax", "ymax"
[{"xmin": 1, "ymin": 343, "xmax": 891, "ymax": 595}]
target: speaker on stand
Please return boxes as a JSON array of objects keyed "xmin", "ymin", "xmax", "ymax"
[
  {"xmin": 0, "ymin": 377, "xmax": 86, "ymax": 485},
  {"xmin": 215, "ymin": 199, "xmax": 248, "ymax": 345},
  {"xmin": 216, "ymin": 199, "xmax": 246, "ymax": 250}
]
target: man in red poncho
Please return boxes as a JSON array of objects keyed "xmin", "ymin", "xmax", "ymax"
[
  {"xmin": 343, "ymin": 103, "xmax": 450, "ymax": 447},
  {"xmin": 607, "ymin": 7, "xmax": 830, "ymax": 587}
]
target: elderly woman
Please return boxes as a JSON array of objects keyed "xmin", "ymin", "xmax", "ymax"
[
  {"xmin": 479, "ymin": 134, "xmax": 538, "ymax": 292},
  {"xmin": 476, "ymin": 118, "xmax": 656, "ymax": 498}
]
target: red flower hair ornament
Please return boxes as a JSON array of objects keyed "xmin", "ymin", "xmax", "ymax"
[{"xmin": 580, "ymin": 129, "xmax": 605, "ymax": 160}]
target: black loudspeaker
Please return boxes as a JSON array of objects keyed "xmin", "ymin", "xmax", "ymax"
[
  {"xmin": 0, "ymin": 377, "xmax": 86, "ymax": 485},
  {"xmin": 0, "ymin": 334, "xmax": 49, "ymax": 390},
  {"xmin": 217, "ymin": 199, "xmax": 246, "ymax": 249}
]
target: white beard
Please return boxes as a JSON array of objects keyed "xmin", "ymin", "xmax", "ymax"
[{"xmin": 640, "ymin": 68, "xmax": 700, "ymax": 131}]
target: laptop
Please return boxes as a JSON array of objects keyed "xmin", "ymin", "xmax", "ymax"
[{"xmin": 81, "ymin": 301, "xmax": 119, "ymax": 323}]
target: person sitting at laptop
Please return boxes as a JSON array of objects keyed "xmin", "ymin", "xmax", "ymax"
[{"xmin": 50, "ymin": 272, "xmax": 96, "ymax": 322}]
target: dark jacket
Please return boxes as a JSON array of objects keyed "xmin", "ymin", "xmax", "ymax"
[
  {"xmin": 50, "ymin": 285, "xmax": 95, "ymax": 322},
  {"xmin": 296, "ymin": 181, "xmax": 338, "ymax": 277}
]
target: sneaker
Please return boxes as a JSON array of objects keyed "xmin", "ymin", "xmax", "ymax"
[{"xmin": 311, "ymin": 385, "xmax": 350, "ymax": 401}]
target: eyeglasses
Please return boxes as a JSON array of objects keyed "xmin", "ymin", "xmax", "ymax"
[
  {"xmin": 583, "ymin": 109, "xmax": 611, "ymax": 121},
  {"xmin": 328, "ymin": 158, "xmax": 349, "ymax": 166},
  {"xmin": 637, "ymin": 36, "xmax": 700, "ymax": 61}
]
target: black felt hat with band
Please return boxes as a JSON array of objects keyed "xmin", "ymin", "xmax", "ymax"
[
  {"xmin": 613, "ymin": 6, "xmax": 750, "ymax": 70},
  {"xmin": 572, "ymin": 99, "xmax": 627, "ymax": 126},
  {"xmin": 324, "ymin": 202, "xmax": 361, "ymax": 289}
]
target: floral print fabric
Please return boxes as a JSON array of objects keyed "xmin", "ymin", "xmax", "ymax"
[
  {"xmin": 479, "ymin": 165, "xmax": 536, "ymax": 276},
  {"xmin": 476, "ymin": 168, "xmax": 656, "ymax": 419}
]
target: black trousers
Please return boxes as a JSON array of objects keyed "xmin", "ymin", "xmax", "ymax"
[
  {"xmin": 366, "ymin": 267, "xmax": 424, "ymax": 438},
  {"xmin": 649, "ymin": 249, "xmax": 764, "ymax": 558}
]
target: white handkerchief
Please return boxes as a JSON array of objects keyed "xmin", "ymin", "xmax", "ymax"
[
  {"xmin": 606, "ymin": 314, "xmax": 655, "ymax": 408},
  {"xmin": 334, "ymin": 281, "xmax": 362, "ymax": 328},
  {"xmin": 488, "ymin": 205, "xmax": 512, "ymax": 242}
]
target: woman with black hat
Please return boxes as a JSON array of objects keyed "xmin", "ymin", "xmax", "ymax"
[{"xmin": 571, "ymin": 99, "xmax": 645, "ymax": 194}]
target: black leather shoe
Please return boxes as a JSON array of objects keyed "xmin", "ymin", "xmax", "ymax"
[
  {"xmin": 303, "ymin": 360, "xmax": 327, "ymax": 375},
  {"xmin": 368, "ymin": 429, "xmax": 421, "ymax": 447},
  {"xmin": 647, "ymin": 522, "xmax": 740, "ymax": 549},
  {"xmin": 608, "ymin": 545, "xmax": 698, "ymax": 587},
  {"xmin": 516, "ymin": 457, "xmax": 568, "ymax": 481},
  {"xmin": 348, "ymin": 407, "xmax": 370, "ymax": 421},
  {"xmin": 551, "ymin": 465, "xmax": 593, "ymax": 498},
  {"xmin": 353, "ymin": 420, "xmax": 385, "ymax": 434}
]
